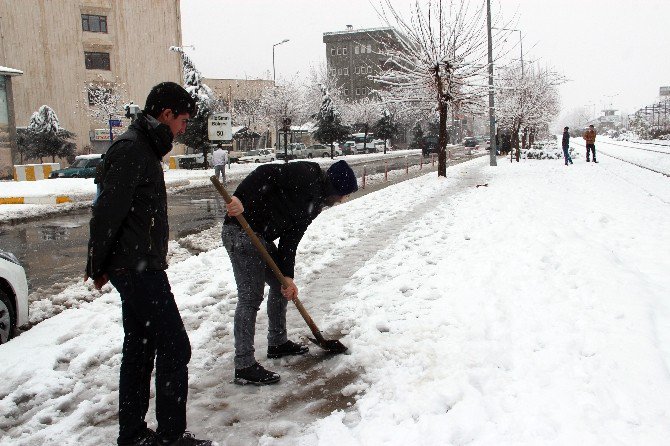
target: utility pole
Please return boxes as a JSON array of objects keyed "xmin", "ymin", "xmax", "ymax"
[{"xmin": 486, "ymin": 0, "xmax": 497, "ymax": 166}]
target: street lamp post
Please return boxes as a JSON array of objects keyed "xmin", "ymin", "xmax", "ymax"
[
  {"xmin": 272, "ymin": 39, "xmax": 289, "ymax": 83},
  {"xmin": 486, "ymin": 0, "xmax": 497, "ymax": 166}
]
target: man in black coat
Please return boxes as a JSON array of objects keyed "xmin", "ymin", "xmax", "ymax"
[
  {"xmin": 222, "ymin": 160, "xmax": 358, "ymax": 385},
  {"xmin": 85, "ymin": 82, "xmax": 212, "ymax": 446},
  {"xmin": 562, "ymin": 126, "xmax": 573, "ymax": 166}
]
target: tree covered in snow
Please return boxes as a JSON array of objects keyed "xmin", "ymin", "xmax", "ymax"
[
  {"xmin": 84, "ymin": 80, "xmax": 129, "ymax": 126},
  {"xmin": 21, "ymin": 105, "xmax": 76, "ymax": 163},
  {"xmin": 495, "ymin": 65, "xmax": 563, "ymax": 160},
  {"xmin": 304, "ymin": 64, "xmax": 344, "ymax": 122},
  {"xmin": 312, "ymin": 86, "xmax": 350, "ymax": 158},
  {"xmin": 372, "ymin": 109, "xmax": 399, "ymax": 153},
  {"xmin": 372, "ymin": 0, "xmax": 503, "ymax": 176},
  {"xmin": 342, "ymin": 96, "xmax": 382, "ymax": 153},
  {"xmin": 258, "ymin": 77, "xmax": 306, "ymax": 150},
  {"xmin": 170, "ymin": 46, "xmax": 214, "ymax": 166},
  {"xmin": 408, "ymin": 121, "xmax": 425, "ymax": 150}
]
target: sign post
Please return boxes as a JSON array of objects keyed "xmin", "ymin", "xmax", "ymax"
[{"xmin": 208, "ymin": 113, "xmax": 232, "ymax": 141}]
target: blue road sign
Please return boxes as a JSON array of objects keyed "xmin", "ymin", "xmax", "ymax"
[{"xmin": 109, "ymin": 119, "xmax": 123, "ymax": 127}]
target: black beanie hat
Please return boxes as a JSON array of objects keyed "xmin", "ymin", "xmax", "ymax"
[
  {"xmin": 144, "ymin": 82, "xmax": 197, "ymax": 118},
  {"xmin": 327, "ymin": 160, "xmax": 358, "ymax": 196}
]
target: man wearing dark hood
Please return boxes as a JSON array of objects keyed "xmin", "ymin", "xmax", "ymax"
[
  {"xmin": 222, "ymin": 160, "xmax": 358, "ymax": 385},
  {"xmin": 85, "ymin": 82, "xmax": 212, "ymax": 446}
]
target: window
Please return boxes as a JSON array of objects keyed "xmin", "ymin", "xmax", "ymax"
[
  {"xmin": 355, "ymin": 46, "xmax": 359, "ymax": 54},
  {"xmin": 331, "ymin": 48, "xmax": 335, "ymax": 56},
  {"xmin": 344, "ymin": 88, "xmax": 349, "ymax": 96},
  {"xmin": 355, "ymin": 67, "xmax": 360, "ymax": 74},
  {"xmin": 355, "ymin": 88, "xmax": 360, "ymax": 96},
  {"xmin": 367, "ymin": 44, "xmax": 372, "ymax": 53},
  {"xmin": 84, "ymin": 52, "xmax": 110, "ymax": 70},
  {"xmin": 82, "ymin": 14, "xmax": 108, "ymax": 33},
  {"xmin": 367, "ymin": 66, "xmax": 372, "ymax": 74},
  {"xmin": 337, "ymin": 68, "xmax": 342, "ymax": 75},
  {"xmin": 343, "ymin": 47, "xmax": 348, "ymax": 55},
  {"xmin": 343, "ymin": 68, "xmax": 348, "ymax": 76},
  {"xmin": 330, "ymin": 68, "xmax": 336, "ymax": 76},
  {"xmin": 337, "ymin": 47, "xmax": 341, "ymax": 55}
]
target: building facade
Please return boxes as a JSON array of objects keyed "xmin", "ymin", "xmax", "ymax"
[
  {"xmin": 323, "ymin": 25, "xmax": 404, "ymax": 101},
  {"xmin": 0, "ymin": 0, "xmax": 183, "ymax": 169}
]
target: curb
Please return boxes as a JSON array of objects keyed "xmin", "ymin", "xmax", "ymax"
[{"xmin": 0, "ymin": 196, "xmax": 73, "ymax": 205}]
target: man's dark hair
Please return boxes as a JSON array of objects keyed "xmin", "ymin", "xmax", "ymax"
[{"xmin": 144, "ymin": 82, "xmax": 197, "ymax": 119}]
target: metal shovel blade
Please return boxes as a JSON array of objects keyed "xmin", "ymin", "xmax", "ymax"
[{"xmin": 307, "ymin": 337, "xmax": 348, "ymax": 354}]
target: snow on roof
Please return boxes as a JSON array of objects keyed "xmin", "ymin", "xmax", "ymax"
[
  {"xmin": 323, "ymin": 26, "xmax": 396, "ymax": 36},
  {"xmin": 232, "ymin": 126, "xmax": 246, "ymax": 135},
  {"xmin": 0, "ymin": 65, "xmax": 23, "ymax": 76},
  {"xmin": 291, "ymin": 121, "xmax": 316, "ymax": 132}
]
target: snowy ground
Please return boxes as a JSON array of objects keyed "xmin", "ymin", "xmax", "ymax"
[
  {"xmin": 0, "ymin": 150, "xmax": 419, "ymax": 223},
  {"xmin": 570, "ymin": 136, "xmax": 670, "ymax": 175},
  {"xmin": 1, "ymin": 152, "xmax": 669, "ymax": 445}
]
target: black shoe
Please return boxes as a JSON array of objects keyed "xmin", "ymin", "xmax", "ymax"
[
  {"xmin": 593, "ymin": 159, "xmax": 598, "ymax": 163},
  {"xmin": 159, "ymin": 431, "xmax": 214, "ymax": 446},
  {"xmin": 120, "ymin": 428, "xmax": 156, "ymax": 446},
  {"xmin": 234, "ymin": 362, "xmax": 280, "ymax": 385},
  {"xmin": 267, "ymin": 340, "xmax": 309, "ymax": 359},
  {"xmin": 586, "ymin": 159, "xmax": 590, "ymax": 162}
]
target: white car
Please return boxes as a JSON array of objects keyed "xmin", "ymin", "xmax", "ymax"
[
  {"xmin": 0, "ymin": 250, "xmax": 29, "ymax": 344},
  {"xmin": 237, "ymin": 149, "xmax": 275, "ymax": 164}
]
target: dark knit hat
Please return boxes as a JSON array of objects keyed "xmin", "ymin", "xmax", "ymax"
[
  {"xmin": 144, "ymin": 82, "xmax": 197, "ymax": 118},
  {"xmin": 327, "ymin": 160, "xmax": 358, "ymax": 196}
]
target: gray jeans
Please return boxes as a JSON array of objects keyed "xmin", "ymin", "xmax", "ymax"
[
  {"xmin": 214, "ymin": 164, "xmax": 226, "ymax": 182},
  {"xmin": 221, "ymin": 224, "xmax": 288, "ymax": 369}
]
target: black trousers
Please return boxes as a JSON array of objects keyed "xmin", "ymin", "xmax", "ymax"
[
  {"xmin": 586, "ymin": 143, "xmax": 596, "ymax": 161},
  {"xmin": 109, "ymin": 269, "xmax": 191, "ymax": 445}
]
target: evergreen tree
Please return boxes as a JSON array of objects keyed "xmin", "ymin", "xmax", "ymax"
[
  {"xmin": 372, "ymin": 110, "xmax": 398, "ymax": 154},
  {"xmin": 409, "ymin": 122, "xmax": 425, "ymax": 151},
  {"xmin": 25, "ymin": 105, "xmax": 76, "ymax": 163},
  {"xmin": 171, "ymin": 47, "xmax": 213, "ymax": 167},
  {"xmin": 312, "ymin": 87, "xmax": 350, "ymax": 159}
]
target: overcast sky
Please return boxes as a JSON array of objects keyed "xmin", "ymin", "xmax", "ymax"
[{"xmin": 180, "ymin": 0, "xmax": 670, "ymax": 116}]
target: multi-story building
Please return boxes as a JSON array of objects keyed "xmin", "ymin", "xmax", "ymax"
[
  {"xmin": 0, "ymin": 0, "xmax": 183, "ymax": 174},
  {"xmin": 323, "ymin": 25, "xmax": 404, "ymax": 101}
]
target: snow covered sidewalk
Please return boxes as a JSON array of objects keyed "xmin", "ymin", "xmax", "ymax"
[{"xmin": 1, "ymin": 155, "xmax": 669, "ymax": 445}]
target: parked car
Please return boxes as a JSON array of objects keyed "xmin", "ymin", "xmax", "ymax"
[
  {"xmin": 172, "ymin": 153, "xmax": 207, "ymax": 169},
  {"xmin": 49, "ymin": 154, "xmax": 102, "ymax": 178},
  {"xmin": 463, "ymin": 137, "xmax": 479, "ymax": 149},
  {"xmin": 237, "ymin": 149, "xmax": 275, "ymax": 164},
  {"xmin": 276, "ymin": 142, "xmax": 306, "ymax": 160},
  {"xmin": 0, "ymin": 250, "xmax": 29, "ymax": 344},
  {"xmin": 305, "ymin": 144, "xmax": 342, "ymax": 158},
  {"xmin": 339, "ymin": 141, "xmax": 356, "ymax": 155},
  {"xmin": 422, "ymin": 136, "xmax": 440, "ymax": 157}
]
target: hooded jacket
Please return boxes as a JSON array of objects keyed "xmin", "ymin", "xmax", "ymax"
[
  {"xmin": 224, "ymin": 161, "xmax": 336, "ymax": 277},
  {"xmin": 86, "ymin": 114, "xmax": 173, "ymax": 279}
]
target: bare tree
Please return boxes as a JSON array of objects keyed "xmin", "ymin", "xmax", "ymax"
[
  {"xmin": 258, "ymin": 76, "xmax": 306, "ymax": 151},
  {"xmin": 84, "ymin": 79, "xmax": 130, "ymax": 126},
  {"xmin": 372, "ymin": 0, "xmax": 503, "ymax": 176},
  {"xmin": 496, "ymin": 65, "xmax": 563, "ymax": 160}
]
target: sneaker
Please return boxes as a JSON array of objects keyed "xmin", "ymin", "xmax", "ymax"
[
  {"xmin": 267, "ymin": 340, "xmax": 309, "ymax": 359},
  {"xmin": 586, "ymin": 159, "xmax": 590, "ymax": 162},
  {"xmin": 120, "ymin": 428, "xmax": 156, "ymax": 446},
  {"xmin": 159, "ymin": 431, "xmax": 214, "ymax": 446},
  {"xmin": 234, "ymin": 362, "xmax": 280, "ymax": 385}
]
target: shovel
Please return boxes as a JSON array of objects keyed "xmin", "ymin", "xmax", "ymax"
[{"xmin": 210, "ymin": 176, "xmax": 347, "ymax": 354}]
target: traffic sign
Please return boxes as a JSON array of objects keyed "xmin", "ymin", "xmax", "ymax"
[
  {"xmin": 109, "ymin": 119, "xmax": 123, "ymax": 127},
  {"xmin": 208, "ymin": 113, "xmax": 232, "ymax": 141}
]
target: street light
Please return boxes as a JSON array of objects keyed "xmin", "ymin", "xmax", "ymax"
[
  {"xmin": 272, "ymin": 39, "xmax": 289, "ymax": 83},
  {"xmin": 493, "ymin": 27, "xmax": 523, "ymax": 77}
]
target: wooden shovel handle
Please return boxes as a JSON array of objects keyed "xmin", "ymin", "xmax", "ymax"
[{"xmin": 210, "ymin": 176, "xmax": 326, "ymax": 343}]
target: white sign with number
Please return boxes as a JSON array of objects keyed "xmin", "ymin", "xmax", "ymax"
[{"xmin": 208, "ymin": 113, "xmax": 232, "ymax": 141}]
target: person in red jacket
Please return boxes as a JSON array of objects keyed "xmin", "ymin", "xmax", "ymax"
[{"xmin": 583, "ymin": 124, "xmax": 597, "ymax": 163}]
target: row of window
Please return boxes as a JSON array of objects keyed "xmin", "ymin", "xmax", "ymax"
[
  {"xmin": 339, "ymin": 87, "xmax": 371, "ymax": 97},
  {"xmin": 329, "ymin": 66, "xmax": 374, "ymax": 77},
  {"xmin": 330, "ymin": 43, "xmax": 374, "ymax": 56}
]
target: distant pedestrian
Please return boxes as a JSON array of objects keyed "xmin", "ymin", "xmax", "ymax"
[
  {"xmin": 583, "ymin": 124, "xmax": 597, "ymax": 163},
  {"xmin": 222, "ymin": 160, "xmax": 358, "ymax": 385},
  {"xmin": 212, "ymin": 143, "xmax": 228, "ymax": 182},
  {"xmin": 562, "ymin": 127, "xmax": 573, "ymax": 165},
  {"xmin": 85, "ymin": 82, "xmax": 212, "ymax": 446}
]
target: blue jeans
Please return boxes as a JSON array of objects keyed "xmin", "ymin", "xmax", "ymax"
[
  {"xmin": 563, "ymin": 147, "xmax": 573, "ymax": 164},
  {"xmin": 109, "ymin": 269, "xmax": 191, "ymax": 445},
  {"xmin": 214, "ymin": 164, "xmax": 226, "ymax": 182},
  {"xmin": 221, "ymin": 224, "xmax": 288, "ymax": 369}
]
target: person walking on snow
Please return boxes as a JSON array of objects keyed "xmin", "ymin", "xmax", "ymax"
[
  {"xmin": 222, "ymin": 160, "xmax": 358, "ymax": 385},
  {"xmin": 212, "ymin": 143, "xmax": 228, "ymax": 182},
  {"xmin": 583, "ymin": 124, "xmax": 597, "ymax": 163},
  {"xmin": 85, "ymin": 82, "xmax": 213, "ymax": 446},
  {"xmin": 562, "ymin": 127, "xmax": 573, "ymax": 165}
]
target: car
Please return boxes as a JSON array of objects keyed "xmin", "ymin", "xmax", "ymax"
[
  {"xmin": 276, "ymin": 143, "xmax": 306, "ymax": 160},
  {"xmin": 339, "ymin": 141, "xmax": 356, "ymax": 155},
  {"xmin": 237, "ymin": 149, "xmax": 275, "ymax": 164},
  {"xmin": 305, "ymin": 144, "xmax": 342, "ymax": 158},
  {"xmin": 422, "ymin": 136, "xmax": 440, "ymax": 157},
  {"xmin": 0, "ymin": 250, "xmax": 29, "ymax": 344},
  {"xmin": 463, "ymin": 137, "xmax": 479, "ymax": 148},
  {"xmin": 49, "ymin": 154, "xmax": 102, "ymax": 178}
]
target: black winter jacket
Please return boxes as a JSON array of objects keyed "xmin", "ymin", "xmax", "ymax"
[
  {"xmin": 86, "ymin": 114, "xmax": 173, "ymax": 279},
  {"xmin": 225, "ymin": 161, "xmax": 336, "ymax": 277},
  {"xmin": 562, "ymin": 131, "xmax": 570, "ymax": 149}
]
